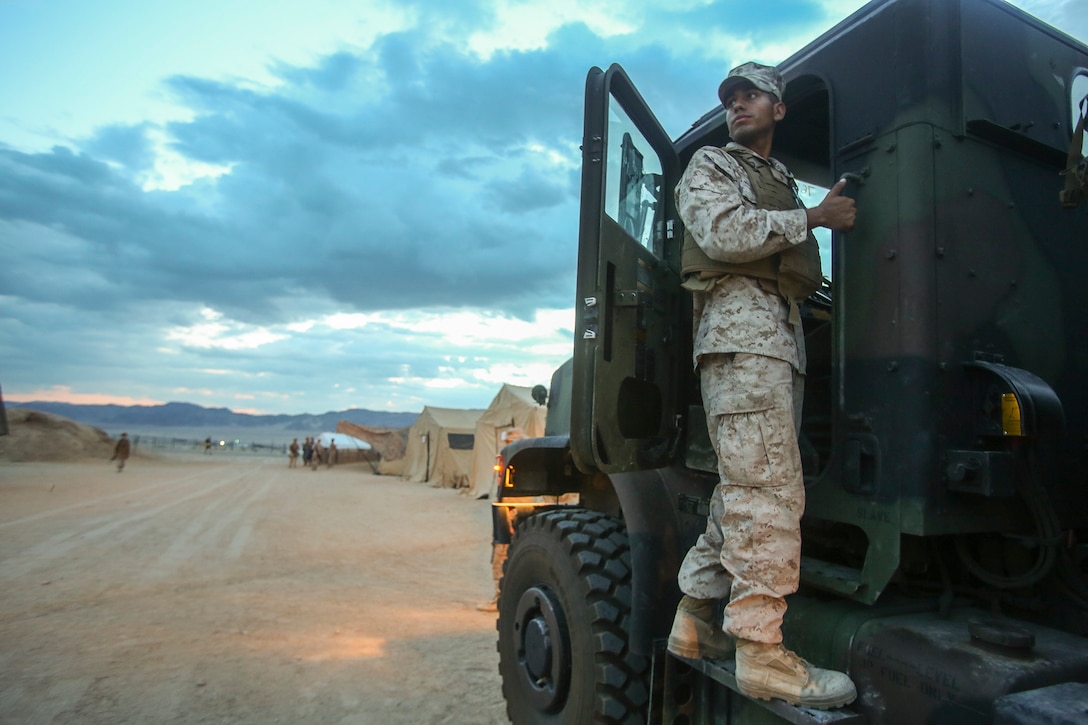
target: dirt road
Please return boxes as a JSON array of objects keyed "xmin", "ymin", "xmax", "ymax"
[{"xmin": 0, "ymin": 455, "xmax": 509, "ymax": 724}]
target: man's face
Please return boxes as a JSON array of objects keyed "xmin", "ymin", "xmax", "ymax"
[{"xmin": 724, "ymin": 84, "xmax": 786, "ymax": 146}]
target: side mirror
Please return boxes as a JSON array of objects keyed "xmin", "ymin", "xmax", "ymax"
[{"xmin": 531, "ymin": 385, "xmax": 548, "ymax": 406}]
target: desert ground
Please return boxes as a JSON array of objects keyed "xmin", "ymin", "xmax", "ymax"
[{"xmin": 0, "ymin": 436, "xmax": 510, "ymax": 723}]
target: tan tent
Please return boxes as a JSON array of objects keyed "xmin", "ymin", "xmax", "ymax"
[
  {"xmin": 469, "ymin": 384, "xmax": 547, "ymax": 498},
  {"xmin": 402, "ymin": 406, "xmax": 484, "ymax": 488},
  {"xmin": 336, "ymin": 421, "xmax": 410, "ymax": 464}
]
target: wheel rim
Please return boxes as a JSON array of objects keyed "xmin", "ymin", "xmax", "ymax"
[{"xmin": 513, "ymin": 584, "xmax": 570, "ymax": 712}]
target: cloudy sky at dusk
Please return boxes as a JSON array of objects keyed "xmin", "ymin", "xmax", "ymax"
[{"xmin": 2, "ymin": 0, "xmax": 1084, "ymax": 416}]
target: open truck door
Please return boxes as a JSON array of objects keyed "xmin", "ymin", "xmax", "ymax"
[{"xmin": 571, "ymin": 64, "xmax": 689, "ymax": 475}]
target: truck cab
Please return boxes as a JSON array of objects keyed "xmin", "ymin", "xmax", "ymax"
[{"xmin": 493, "ymin": 0, "xmax": 1088, "ymax": 722}]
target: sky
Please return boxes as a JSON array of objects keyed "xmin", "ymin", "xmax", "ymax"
[{"xmin": 1, "ymin": 0, "xmax": 1085, "ymax": 416}]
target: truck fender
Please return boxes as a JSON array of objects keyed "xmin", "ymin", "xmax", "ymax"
[
  {"xmin": 965, "ymin": 361, "xmax": 1065, "ymax": 438},
  {"xmin": 609, "ymin": 468, "xmax": 687, "ymax": 656}
]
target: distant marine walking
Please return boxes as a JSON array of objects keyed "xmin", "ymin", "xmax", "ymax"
[{"xmin": 112, "ymin": 433, "xmax": 131, "ymax": 472}]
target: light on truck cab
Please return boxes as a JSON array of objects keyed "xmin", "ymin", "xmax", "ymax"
[{"xmin": 1001, "ymin": 392, "xmax": 1023, "ymax": 436}]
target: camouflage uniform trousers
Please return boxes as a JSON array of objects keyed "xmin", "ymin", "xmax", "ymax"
[{"xmin": 678, "ymin": 351, "xmax": 805, "ymax": 644}]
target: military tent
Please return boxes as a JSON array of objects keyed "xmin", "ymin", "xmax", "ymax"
[
  {"xmin": 402, "ymin": 406, "xmax": 484, "ymax": 488},
  {"xmin": 469, "ymin": 384, "xmax": 547, "ymax": 498},
  {"xmin": 336, "ymin": 420, "xmax": 410, "ymax": 474}
]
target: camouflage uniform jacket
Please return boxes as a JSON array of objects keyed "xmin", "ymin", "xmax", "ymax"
[{"xmin": 675, "ymin": 142, "xmax": 810, "ymax": 373}]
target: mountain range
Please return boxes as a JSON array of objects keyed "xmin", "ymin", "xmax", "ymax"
[{"xmin": 5, "ymin": 401, "xmax": 418, "ymax": 432}]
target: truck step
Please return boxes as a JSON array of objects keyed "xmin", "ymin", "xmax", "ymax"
[{"xmin": 666, "ymin": 652, "xmax": 867, "ymax": 724}]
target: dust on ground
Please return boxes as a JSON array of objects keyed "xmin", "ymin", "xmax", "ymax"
[{"xmin": 0, "ymin": 411, "xmax": 510, "ymax": 724}]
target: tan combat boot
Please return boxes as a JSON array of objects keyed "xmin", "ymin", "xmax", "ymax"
[
  {"xmin": 734, "ymin": 640, "xmax": 856, "ymax": 709},
  {"xmin": 667, "ymin": 596, "xmax": 735, "ymax": 660}
]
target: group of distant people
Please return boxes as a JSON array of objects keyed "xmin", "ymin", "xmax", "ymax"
[
  {"xmin": 289, "ymin": 437, "xmax": 337, "ymax": 470},
  {"xmin": 111, "ymin": 432, "xmax": 339, "ymax": 472}
]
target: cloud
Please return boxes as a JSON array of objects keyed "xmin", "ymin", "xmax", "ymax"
[
  {"xmin": 1016, "ymin": 0, "xmax": 1088, "ymax": 46},
  {"xmin": 1, "ymin": 26, "xmax": 601, "ymax": 330},
  {"xmin": 83, "ymin": 123, "xmax": 158, "ymax": 172},
  {"xmin": 1, "ymin": 0, "xmax": 1077, "ymax": 414}
]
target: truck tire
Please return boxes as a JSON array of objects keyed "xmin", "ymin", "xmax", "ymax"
[{"xmin": 497, "ymin": 508, "xmax": 649, "ymax": 724}]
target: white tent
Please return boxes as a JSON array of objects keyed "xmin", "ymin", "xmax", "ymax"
[
  {"xmin": 469, "ymin": 384, "xmax": 547, "ymax": 498},
  {"xmin": 401, "ymin": 407, "xmax": 484, "ymax": 488},
  {"xmin": 304, "ymin": 431, "xmax": 374, "ymax": 466},
  {"xmin": 315, "ymin": 431, "xmax": 371, "ymax": 450}
]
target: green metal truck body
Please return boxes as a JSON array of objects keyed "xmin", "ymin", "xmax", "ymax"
[{"xmin": 493, "ymin": 1, "xmax": 1088, "ymax": 722}]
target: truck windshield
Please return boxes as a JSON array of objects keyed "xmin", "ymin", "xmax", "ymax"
[{"xmin": 797, "ymin": 180, "xmax": 832, "ymax": 278}]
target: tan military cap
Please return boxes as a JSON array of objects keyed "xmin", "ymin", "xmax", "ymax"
[{"xmin": 718, "ymin": 62, "xmax": 786, "ymax": 105}]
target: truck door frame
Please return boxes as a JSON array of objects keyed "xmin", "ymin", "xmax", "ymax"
[{"xmin": 572, "ymin": 64, "xmax": 689, "ymax": 476}]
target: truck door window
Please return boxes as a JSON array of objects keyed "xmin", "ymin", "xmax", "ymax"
[
  {"xmin": 605, "ymin": 106, "xmax": 662, "ymax": 253},
  {"xmin": 1074, "ymin": 73, "xmax": 1088, "ymax": 156}
]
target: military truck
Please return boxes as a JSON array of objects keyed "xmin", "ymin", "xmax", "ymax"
[{"xmin": 492, "ymin": 0, "xmax": 1088, "ymax": 722}]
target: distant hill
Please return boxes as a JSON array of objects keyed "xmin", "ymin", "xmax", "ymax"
[
  {"xmin": 1, "ymin": 408, "xmax": 115, "ymax": 462},
  {"xmin": 6, "ymin": 401, "xmax": 418, "ymax": 432}
]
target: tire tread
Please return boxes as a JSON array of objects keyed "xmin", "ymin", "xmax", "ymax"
[{"xmin": 497, "ymin": 509, "xmax": 650, "ymax": 723}]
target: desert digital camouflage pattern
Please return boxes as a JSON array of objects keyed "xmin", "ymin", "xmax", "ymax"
[
  {"xmin": 674, "ymin": 132, "xmax": 815, "ymax": 646},
  {"xmin": 719, "ymin": 62, "xmax": 787, "ymax": 105},
  {"xmin": 678, "ymin": 353, "xmax": 805, "ymax": 644}
]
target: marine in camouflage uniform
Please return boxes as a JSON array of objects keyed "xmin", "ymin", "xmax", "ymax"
[
  {"xmin": 677, "ymin": 141, "xmax": 811, "ymax": 643},
  {"xmin": 667, "ymin": 62, "xmax": 859, "ymax": 710}
]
